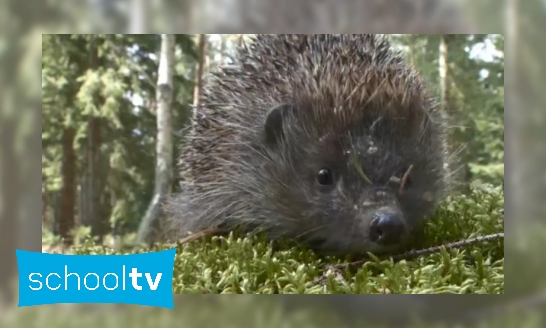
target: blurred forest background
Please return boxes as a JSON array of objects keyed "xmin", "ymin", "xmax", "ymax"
[{"xmin": 41, "ymin": 34, "xmax": 504, "ymax": 248}]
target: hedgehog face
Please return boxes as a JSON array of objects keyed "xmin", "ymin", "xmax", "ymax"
[{"xmin": 261, "ymin": 103, "xmax": 446, "ymax": 255}]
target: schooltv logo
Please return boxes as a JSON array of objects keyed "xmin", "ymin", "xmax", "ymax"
[{"xmin": 16, "ymin": 248, "xmax": 176, "ymax": 308}]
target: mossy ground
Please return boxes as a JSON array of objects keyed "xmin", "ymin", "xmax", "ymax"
[{"xmin": 67, "ymin": 184, "xmax": 504, "ymax": 294}]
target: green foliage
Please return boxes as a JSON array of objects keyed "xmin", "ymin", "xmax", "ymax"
[
  {"xmin": 41, "ymin": 228, "xmax": 61, "ymax": 246},
  {"xmin": 66, "ymin": 186, "xmax": 504, "ymax": 294},
  {"xmin": 42, "ymin": 34, "xmax": 195, "ymax": 234},
  {"xmin": 390, "ymin": 34, "xmax": 504, "ymax": 185}
]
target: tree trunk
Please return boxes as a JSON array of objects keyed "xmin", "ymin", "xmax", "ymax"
[
  {"xmin": 204, "ymin": 35, "xmax": 211, "ymax": 73},
  {"xmin": 408, "ymin": 34, "xmax": 415, "ymax": 67},
  {"xmin": 439, "ymin": 35, "xmax": 458, "ymax": 189},
  {"xmin": 438, "ymin": 36, "xmax": 448, "ymax": 114},
  {"xmin": 193, "ymin": 34, "xmax": 206, "ymax": 108},
  {"xmin": 88, "ymin": 116, "xmax": 105, "ymax": 240},
  {"xmin": 218, "ymin": 35, "xmax": 225, "ymax": 65},
  {"xmin": 53, "ymin": 192, "xmax": 60, "ymax": 234},
  {"xmin": 78, "ymin": 179, "xmax": 84, "ymax": 226},
  {"xmin": 84, "ymin": 36, "xmax": 107, "ymax": 242},
  {"xmin": 109, "ymin": 179, "xmax": 118, "ymax": 248},
  {"xmin": 59, "ymin": 127, "xmax": 76, "ymax": 245},
  {"xmin": 137, "ymin": 34, "xmax": 175, "ymax": 244},
  {"xmin": 439, "ymin": 35, "xmax": 470, "ymax": 192}
]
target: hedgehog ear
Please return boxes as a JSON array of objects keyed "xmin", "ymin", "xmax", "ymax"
[{"xmin": 264, "ymin": 103, "xmax": 293, "ymax": 148}]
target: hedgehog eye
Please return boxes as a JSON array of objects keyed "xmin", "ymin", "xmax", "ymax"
[{"xmin": 317, "ymin": 168, "xmax": 334, "ymax": 185}]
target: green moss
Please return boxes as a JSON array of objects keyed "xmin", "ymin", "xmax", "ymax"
[{"xmin": 69, "ymin": 185, "xmax": 504, "ymax": 294}]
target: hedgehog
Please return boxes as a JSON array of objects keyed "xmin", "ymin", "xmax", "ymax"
[{"xmin": 165, "ymin": 34, "xmax": 450, "ymax": 255}]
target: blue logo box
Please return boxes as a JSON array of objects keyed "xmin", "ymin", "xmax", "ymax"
[{"xmin": 16, "ymin": 248, "xmax": 177, "ymax": 308}]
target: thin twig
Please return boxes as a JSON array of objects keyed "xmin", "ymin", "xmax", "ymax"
[
  {"xmin": 311, "ymin": 232, "xmax": 504, "ymax": 286},
  {"xmin": 393, "ymin": 232, "xmax": 504, "ymax": 261},
  {"xmin": 398, "ymin": 164, "xmax": 414, "ymax": 195}
]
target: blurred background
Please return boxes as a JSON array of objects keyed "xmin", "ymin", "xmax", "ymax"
[{"xmin": 1, "ymin": 0, "xmax": 545, "ymax": 327}]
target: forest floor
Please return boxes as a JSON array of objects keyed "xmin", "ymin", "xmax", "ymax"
[{"xmin": 49, "ymin": 185, "xmax": 505, "ymax": 294}]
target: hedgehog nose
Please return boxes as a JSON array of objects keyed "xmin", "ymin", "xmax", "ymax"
[{"xmin": 369, "ymin": 212, "xmax": 407, "ymax": 246}]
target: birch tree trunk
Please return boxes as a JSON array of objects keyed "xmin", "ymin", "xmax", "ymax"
[
  {"xmin": 408, "ymin": 34, "xmax": 415, "ymax": 68},
  {"xmin": 438, "ymin": 36, "xmax": 448, "ymax": 114},
  {"xmin": 137, "ymin": 34, "xmax": 175, "ymax": 244},
  {"xmin": 438, "ymin": 35, "xmax": 468, "ymax": 191}
]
